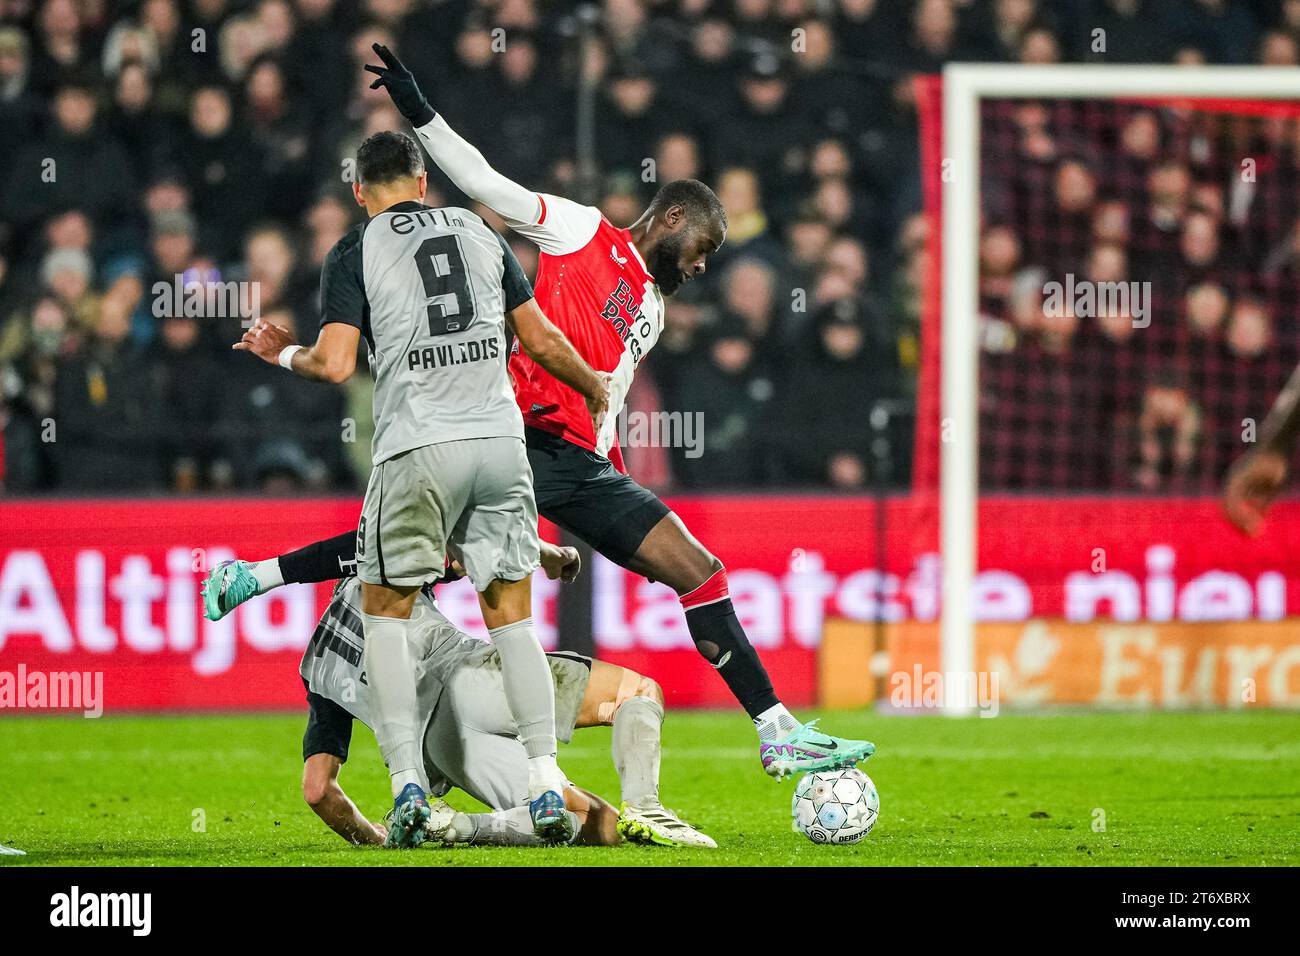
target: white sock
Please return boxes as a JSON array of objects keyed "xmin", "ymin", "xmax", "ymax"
[
  {"xmin": 612, "ymin": 696, "xmax": 664, "ymax": 806},
  {"xmin": 250, "ymin": 558, "xmax": 284, "ymax": 593},
  {"xmin": 526, "ymin": 755, "xmax": 564, "ymax": 799},
  {"xmin": 360, "ymin": 611, "xmax": 428, "ymax": 798},
  {"xmin": 753, "ymin": 703, "xmax": 800, "ymax": 742},
  {"xmin": 391, "ymin": 769, "xmax": 422, "ymax": 791},
  {"xmin": 487, "ymin": 617, "xmax": 563, "ymax": 796}
]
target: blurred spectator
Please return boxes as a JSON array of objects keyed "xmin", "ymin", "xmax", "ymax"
[
  {"xmin": 1226, "ymin": 298, "xmax": 1272, "ymax": 360},
  {"xmin": 710, "ymin": 55, "xmax": 812, "ymax": 199},
  {"xmin": 40, "ymin": 246, "xmax": 99, "ymax": 332},
  {"xmin": 108, "ymin": 60, "xmax": 175, "ymax": 186},
  {"xmin": 598, "ymin": 67, "xmax": 669, "ymax": 177},
  {"xmin": 220, "ymin": 307, "xmax": 354, "ymax": 491},
  {"xmin": 0, "ymin": 27, "xmax": 42, "ymax": 175},
  {"xmin": 778, "ymin": 299, "xmax": 899, "ymax": 488},
  {"xmin": 713, "ymin": 167, "xmax": 786, "ymax": 269},
  {"xmin": 28, "ymin": 0, "xmax": 85, "ymax": 96},
  {"xmin": 176, "ymin": 84, "xmax": 266, "ymax": 259},
  {"xmin": 1081, "ymin": 0, "xmax": 1176, "ymax": 64},
  {"xmin": 1173, "ymin": 0, "xmax": 1260, "ymax": 65},
  {"xmin": 3, "ymin": 81, "xmax": 138, "ymax": 237},
  {"xmin": 1133, "ymin": 377, "xmax": 1201, "ymax": 492},
  {"xmin": 719, "ymin": 256, "xmax": 785, "ymax": 360},
  {"xmin": 242, "ymin": 55, "xmax": 314, "ymax": 219},
  {"xmin": 53, "ymin": 287, "xmax": 161, "ymax": 490},
  {"xmin": 671, "ymin": 315, "xmax": 773, "ymax": 488},
  {"xmin": 1185, "ymin": 282, "xmax": 1229, "ymax": 339},
  {"xmin": 145, "ymin": 310, "xmax": 228, "ymax": 491},
  {"xmin": 1019, "ymin": 27, "xmax": 1062, "ymax": 65},
  {"xmin": 240, "ymin": 223, "xmax": 314, "ymax": 326}
]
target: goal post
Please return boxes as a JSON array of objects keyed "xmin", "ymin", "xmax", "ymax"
[{"xmin": 938, "ymin": 65, "xmax": 1300, "ymax": 716}]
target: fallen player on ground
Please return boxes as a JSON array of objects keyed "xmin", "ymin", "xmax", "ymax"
[{"xmin": 298, "ymin": 545, "xmax": 716, "ymax": 849}]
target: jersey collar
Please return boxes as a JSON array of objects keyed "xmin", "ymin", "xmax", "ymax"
[
  {"xmin": 383, "ymin": 200, "xmax": 427, "ymax": 214},
  {"xmin": 624, "ymin": 231, "xmax": 652, "ymax": 281}
]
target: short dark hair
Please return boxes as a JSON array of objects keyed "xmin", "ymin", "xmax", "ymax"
[
  {"xmin": 356, "ymin": 131, "xmax": 425, "ymax": 186},
  {"xmin": 648, "ymin": 179, "xmax": 726, "ymax": 230}
]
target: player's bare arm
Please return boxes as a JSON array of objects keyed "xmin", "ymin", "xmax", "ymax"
[
  {"xmin": 1224, "ymin": 360, "xmax": 1300, "ymax": 535},
  {"xmin": 233, "ymin": 319, "xmax": 359, "ymax": 384},
  {"xmin": 302, "ymin": 754, "xmax": 387, "ymax": 846},
  {"xmin": 303, "ymin": 744, "xmax": 611, "ymax": 848},
  {"xmin": 507, "ymin": 297, "xmax": 612, "ymax": 433}
]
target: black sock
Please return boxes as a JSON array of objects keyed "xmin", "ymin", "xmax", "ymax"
[
  {"xmin": 278, "ymin": 530, "xmax": 358, "ymax": 584},
  {"xmin": 683, "ymin": 599, "xmax": 779, "ymax": 718}
]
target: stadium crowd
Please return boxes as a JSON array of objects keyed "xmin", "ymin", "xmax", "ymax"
[
  {"xmin": 1, "ymin": 0, "xmax": 1299, "ymax": 494},
  {"xmin": 977, "ymin": 96, "xmax": 1300, "ymax": 493}
]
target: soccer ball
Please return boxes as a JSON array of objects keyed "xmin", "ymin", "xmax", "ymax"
[{"xmin": 791, "ymin": 768, "xmax": 879, "ymax": 845}]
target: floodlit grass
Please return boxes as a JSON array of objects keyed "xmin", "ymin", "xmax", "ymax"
[{"xmin": 2, "ymin": 709, "xmax": 1297, "ymax": 866}]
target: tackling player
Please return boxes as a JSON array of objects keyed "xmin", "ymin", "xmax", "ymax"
[
  {"xmin": 300, "ymin": 541, "xmax": 716, "ymax": 849},
  {"xmin": 374, "ymin": 43, "xmax": 873, "ymax": 776},
  {"xmin": 1223, "ymin": 360, "xmax": 1300, "ymax": 534},
  {"xmin": 233, "ymin": 129, "xmax": 610, "ymax": 846}
]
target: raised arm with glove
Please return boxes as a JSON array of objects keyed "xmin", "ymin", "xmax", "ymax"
[{"xmin": 365, "ymin": 43, "xmax": 542, "ymax": 225}]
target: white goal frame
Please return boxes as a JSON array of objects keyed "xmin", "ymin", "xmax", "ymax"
[{"xmin": 940, "ymin": 65, "xmax": 1300, "ymax": 715}]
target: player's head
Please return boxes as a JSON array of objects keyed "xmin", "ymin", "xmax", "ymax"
[
  {"xmin": 643, "ymin": 179, "xmax": 727, "ymax": 296},
  {"xmin": 352, "ymin": 130, "xmax": 428, "ymax": 213}
]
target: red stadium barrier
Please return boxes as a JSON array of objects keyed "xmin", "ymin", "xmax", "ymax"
[{"xmin": 1, "ymin": 497, "xmax": 1297, "ymax": 711}]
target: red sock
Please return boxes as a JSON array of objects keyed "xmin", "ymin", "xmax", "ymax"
[{"xmin": 679, "ymin": 567, "xmax": 730, "ymax": 610}]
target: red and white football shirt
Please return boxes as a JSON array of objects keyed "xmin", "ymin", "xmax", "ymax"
[{"xmin": 506, "ymin": 193, "xmax": 665, "ymax": 474}]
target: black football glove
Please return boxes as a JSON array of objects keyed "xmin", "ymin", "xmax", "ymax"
[{"xmin": 365, "ymin": 43, "xmax": 436, "ymax": 127}]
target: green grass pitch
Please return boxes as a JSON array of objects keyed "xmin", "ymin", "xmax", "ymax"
[{"xmin": 2, "ymin": 709, "xmax": 1297, "ymax": 866}]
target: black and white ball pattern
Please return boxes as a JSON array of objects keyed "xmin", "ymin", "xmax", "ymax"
[{"xmin": 792, "ymin": 768, "xmax": 879, "ymax": 845}]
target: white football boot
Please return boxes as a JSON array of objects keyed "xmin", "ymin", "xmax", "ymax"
[{"xmin": 617, "ymin": 802, "xmax": 717, "ymax": 848}]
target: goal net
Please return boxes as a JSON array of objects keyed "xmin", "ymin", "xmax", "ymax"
[{"xmin": 912, "ymin": 67, "xmax": 1300, "ymax": 713}]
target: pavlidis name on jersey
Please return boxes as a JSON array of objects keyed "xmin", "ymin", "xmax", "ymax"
[{"xmin": 408, "ymin": 335, "xmax": 502, "ymax": 370}]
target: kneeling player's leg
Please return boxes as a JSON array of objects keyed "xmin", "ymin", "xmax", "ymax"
[
  {"xmin": 577, "ymin": 661, "xmax": 664, "ymax": 806},
  {"xmin": 575, "ymin": 661, "xmax": 717, "ymax": 848}
]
